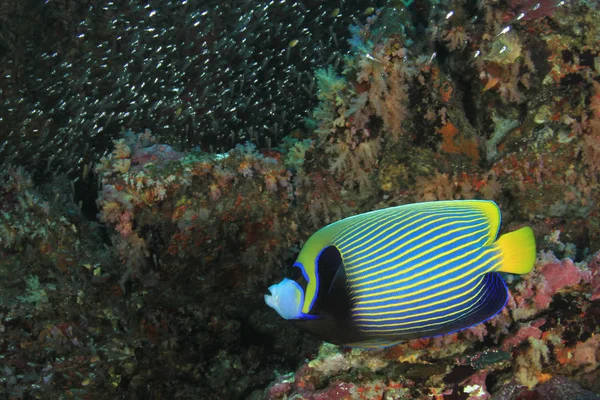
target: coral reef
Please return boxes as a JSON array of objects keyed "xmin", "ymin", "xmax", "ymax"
[
  {"xmin": 2, "ymin": 0, "xmax": 600, "ymax": 398},
  {"xmin": 95, "ymin": 130, "xmax": 300, "ymax": 278},
  {"xmin": 263, "ymin": 251, "xmax": 600, "ymax": 399},
  {"xmin": 0, "ymin": 0, "xmax": 388, "ymax": 177}
]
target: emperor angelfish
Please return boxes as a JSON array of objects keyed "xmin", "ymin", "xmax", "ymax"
[{"xmin": 264, "ymin": 200, "xmax": 536, "ymax": 348}]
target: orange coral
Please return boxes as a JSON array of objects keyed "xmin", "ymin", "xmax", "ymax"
[
  {"xmin": 439, "ymin": 81, "xmax": 453, "ymax": 103},
  {"xmin": 437, "ymin": 122, "xmax": 480, "ymax": 163},
  {"xmin": 482, "ymin": 76, "xmax": 500, "ymax": 93}
]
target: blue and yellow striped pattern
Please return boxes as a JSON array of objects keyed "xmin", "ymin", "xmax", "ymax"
[{"xmin": 330, "ymin": 200, "xmax": 506, "ymax": 340}]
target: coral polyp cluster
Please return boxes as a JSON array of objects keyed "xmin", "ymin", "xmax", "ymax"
[
  {"xmin": 95, "ymin": 131, "xmax": 302, "ymax": 281},
  {"xmin": 2, "ymin": 0, "xmax": 600, "ymax": 398}
]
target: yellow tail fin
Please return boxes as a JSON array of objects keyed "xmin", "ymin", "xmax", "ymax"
[{"xmin": 496, "ymin": 226, "xmax": 536, "ymax": 274}]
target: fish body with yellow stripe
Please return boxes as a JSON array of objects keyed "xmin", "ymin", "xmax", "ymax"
[{"xmin": 264, "ymin": 200, "xmax": 536, "ymax": 348}]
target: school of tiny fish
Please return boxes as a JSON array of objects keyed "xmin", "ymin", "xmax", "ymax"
[{"xmin": 0, "ymin": 0, "xmax": 383, "ymax": 177}]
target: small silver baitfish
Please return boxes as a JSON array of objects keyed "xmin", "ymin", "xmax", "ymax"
[{"xmin": 265, "ymin": 200, "xmax": 536, "ymax": 348}]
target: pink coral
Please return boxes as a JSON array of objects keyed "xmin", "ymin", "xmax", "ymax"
[
  {"xmin": 131, "ymin": 144, "xmax": 183, "ymax": 167},
  {"xmin": 510, "ymin": 254, "xmax": 591, "ymax": 321},
  {"xmin": 507, "ymin": 0, "xmax": 562, "ymax": 20},
  {"xmin": 265, "ymin": 374, "xmax": 294, "ymax": 400},
  {"xmin": 589, "ymin": 251, "xmax": 600, "ymax": 301},
  {"xmin": 462, "ymin": 370, "xmax": 491, "ymax": 400},
  {"xmin": 540, "ymin": 258, "xmax": 588, "ymax": 292},
  {"xmin": 238, "ymin": 161, "xmax": 253, "ymax": 177},
  {"xmin": 464, "ymin": 323, "xmax": 489, "ymax": 342},
  {"xmin": 571, "ymin": 335, "xmax": 600, "ymax": 371},
  {"xmin": 99, "ymin": 200, "xmax": 122, "ymax": 224},
  {"xmin": 115, "ymin": 211, "xmax": 133, "ymax": 237},
  {"xmin": 501, "ymin": 318, "xmax": 545, "ymax": 351},
  {"xmin": 534, "ymin": 258, "xmax": 590, "ymax": 309},
  {"xmin": 264, "ymin": 174, "xmax": 278, "ymax": 192},
  {"xmin": 313, "ymin": 381, "xmax": 354, "ymax": 400},
  {"xmin": 209, "ymin": 183, "xmax": 221, "ymax": 202},
  {"xmin": 535, "ymin": 376, "xmax": 600, "ymax": 399}
]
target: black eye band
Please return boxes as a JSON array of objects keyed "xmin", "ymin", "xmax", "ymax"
[{"xmin": 284, "ymin": 264, "xmax": 308, "ymax": 290}]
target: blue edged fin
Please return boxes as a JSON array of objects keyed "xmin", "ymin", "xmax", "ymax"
[
  {"xmin": 350, "ymin": 272, "xmax": 508, "ymax": 345},
  {"xmin": 431, "ymin": 272, "xmax": 508, "ymax": 336},
  {"xmin": 496, "ymin": 226, "xmax": 536, "ymax": 274},
  {"xmin": 339, "ymin": 273, "xmax": 508, "ymax": 348}
]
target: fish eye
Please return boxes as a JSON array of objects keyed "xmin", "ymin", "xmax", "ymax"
[{"xmin": 284, "ymin": 264, "xmax": 302, "ymax": 280}]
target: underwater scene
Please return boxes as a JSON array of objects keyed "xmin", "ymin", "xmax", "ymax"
[{"xmin": 1, "ymin": 0, "xmax": 600, "ymax": 398}]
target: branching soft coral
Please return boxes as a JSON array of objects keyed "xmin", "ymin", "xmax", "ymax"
[
  {"xmin": 514, "ymin": 337, "xmax": 550, "ymax": 388},
  {"xmin": 325, "ymin": 128, "xmax": 381, "ymax": 192},
  {"xmin": 415, "ymin": 172, "xmax": 455, "ymax": 201},
  {"xmin": 311, "ymin": 24, "xmax": 416, "ymax": 193},
  {"xmin": 354, "ymin": 44, "xmax": 413, "ymax": 141},
  {"xmin": 475, "ymin": 6, "xmax": 536, "ymax": 104},
  {"xmin": 581, "ymin": 81, "xmax": 600, "ymax": 178},
  {"xmin": 0, "ymin": 166, "xmax": 63, "ymax": 251},
  {"xmin": 311, "ymin": 66, "xmax": 381, "ymax": 192}
]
